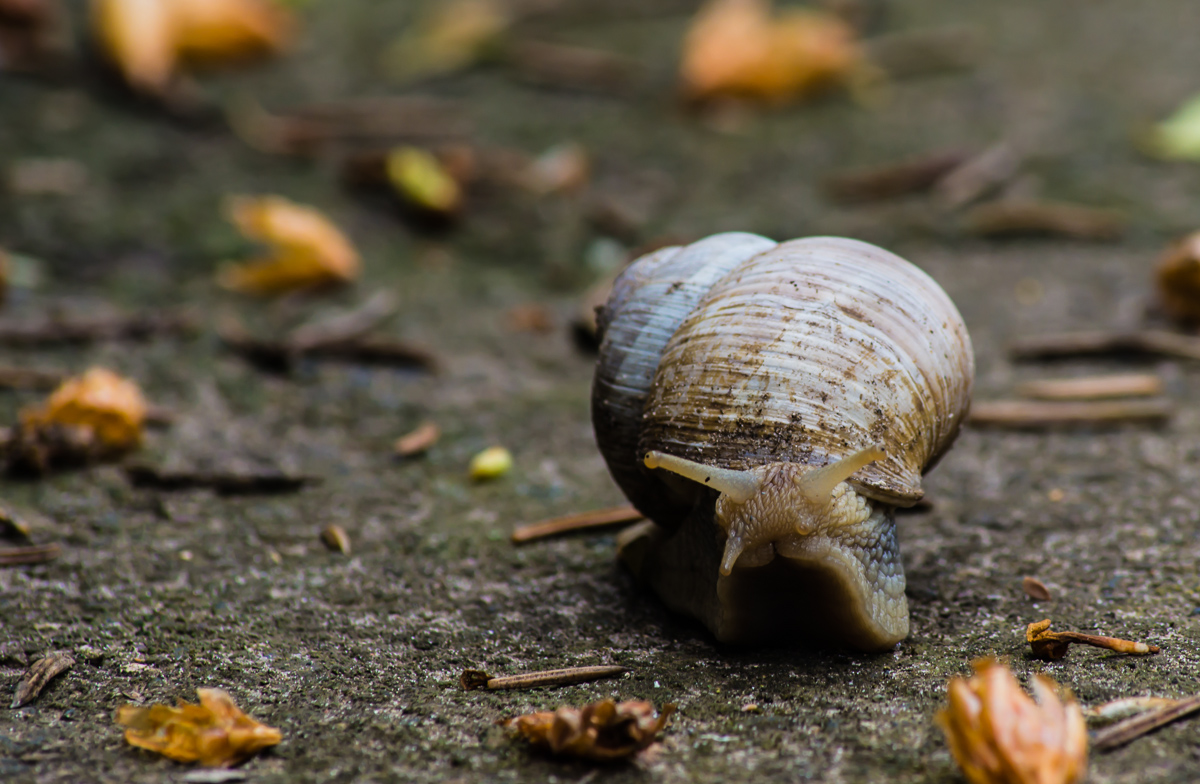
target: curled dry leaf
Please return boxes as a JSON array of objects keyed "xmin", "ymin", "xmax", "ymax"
[
  {"xmin": 10, "ymin": 367, "xmax": 146, "ymax": 472},
  {"xmin": 1026, "ymin": 619, "xmax": 1159, "ymax": 661},
  {"xmin": 502, "ymin": 699, "xmax": 674, "ymax": 762},
  {"xmin": 1022, "ymin": 576, "xmax": 1052, "ymax": 601},
  {"xmin": 394, "ymin": 421, "xmax": 439, "ymax": 457},
  {"xmin": 218, "ymin": 196, "xmax": 360, "ymax": 295},
  {"xmin": 382, "ymin": 0, "xmax": 509, "ymax": 83},
  {"xmin": 936, "ymin": 659, "xmax": 1087, "ymax": 784},
  {"xmin": 1156, "ymin": 230, "xmax": 1200, "ymax": 323},
  {"xmin": 90, "ymin": 0, "xmax": 293, "ymax": 95},
  {"xmin": 12, "ymin": 650, "xmax": 74, "ymax": 708},
  {"xmin": 680, "ymin": 0, "xmax": 863, "ymax": 105},
  {"xmin": 117, "ymin": 688, "xmax": 282, "ymax": 768}
]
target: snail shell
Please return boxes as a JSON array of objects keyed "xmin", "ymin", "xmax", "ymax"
[{"xmin": 592, "ymin": 233, "xmax": 974, "ymax": 650}]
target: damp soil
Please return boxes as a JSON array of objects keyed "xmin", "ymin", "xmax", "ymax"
[{"xmin": 2, "ymin": 1, "xmax": 1200, "ymax": 782}]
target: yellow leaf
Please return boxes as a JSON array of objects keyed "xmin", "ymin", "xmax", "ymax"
[
  {"xmin": 468, "ymin": 445, "xmax": 512, "ymax": 480},
  {"xmin": 386, "ymin": 147, "xmax": 463, "ymax": 215},
  {"xmin": 21, "ymin": 367, "xmax": 147, "ymax": 452},
  {"xmin": 172, "ymin": 0, "xmax": 293, "ymax": 63},
  {"xmin": 218, "ymin": 195, "xmax": 360, "ymax": 295},
  {"xmin": 91, "ymin": 0, "xmax": 177, "ymax": 93}
]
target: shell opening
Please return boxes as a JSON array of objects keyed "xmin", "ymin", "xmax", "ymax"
[
  {"xmin": 794, "ymin": 444, "xmax": 885, "ymax": 505},
  {"xmin": 643, "ymin": 451, "xmax": 762, "ymax": 504}
]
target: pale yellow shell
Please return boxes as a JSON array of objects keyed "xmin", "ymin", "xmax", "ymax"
[{"xmin": 593, "ymin": 233, "xmax": 974, "ymax": 518}]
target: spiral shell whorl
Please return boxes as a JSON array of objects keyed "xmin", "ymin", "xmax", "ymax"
[{"xmin": 591, "ymin": 232, "xmax": 777, "ymax": 524}]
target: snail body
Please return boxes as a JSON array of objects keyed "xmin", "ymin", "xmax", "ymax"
[{"xmin": 592, "ymin": 234, "xmax": 973, "ymax": 650}]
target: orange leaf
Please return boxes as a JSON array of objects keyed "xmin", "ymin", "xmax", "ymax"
[
  {"xmin": 218, "ymin": 195, "xmax": 360, "ymax": 295},
  {"xmin": 21, "ymin": 367, "xmax": 146, "ymax": 452},
  {"xmin": 118, "ymin": 688, "xmax": 282, "ymax": 768}
]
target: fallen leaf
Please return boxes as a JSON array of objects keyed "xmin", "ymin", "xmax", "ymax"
[
  {"xmin": 680, "ymin": 0, "xmax": 862, "ymax": 104},
  {"xmin": 90, "ymin": 0, "xmax": 293, "ymax": 95},
  {"xmin": 1021, "ymin": 576, "xmax": 1052, "ymax": 601},
  {"xmin": 320, "ymin": 524, "xmax": 350, "ymax": 554},
  {"xmin": 1156, "ymin": 230, "xmax": 1200, "ymax": 323},
  {"xmin": 502, "ymin": 699, "xmax": 673, "ymax": 761},
  {"xmin": 386, "ymin": 146, "xmax": 464, "ymax": 216},
  {"xmin": 218, "ymin": 195, "xmax": 360, "ymax": 295},
  {"xmin": 1026, "ymin": 619, "xmax": 1159, "ymax": 661},
  {"xmin": 117, "ymin": 688, "xmax": 282, "ymax": 768},
  {"xmin": 10, "ymin": 367, "xmax": 147, "ymax": 472},
  {"xmin": 382, "ymin": 0, "xmax": 509, "ymax": 83},
  {"xmin": 1143, "ymin": 92, "xmax": 1200, "ymax": 161},
  {"xmin": 936, "ymin": 659, "xmax": 1087, "ymax": 784},
  {"xmin": 12, "ymin": 650, "xmax": 74, "ymax": 707}
]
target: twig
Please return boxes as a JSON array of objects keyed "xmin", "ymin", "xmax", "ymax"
[
  {"xmin": 506, "ymin": 40, "xmax": 639, "ymax": 94},
  {"xmin": 933, "ymin": 143, "xmax": 1019, "ymax": 208},
  {"xmin": 512, "ymin": 505, "xmax": 644, "ymax": 544},
  {"xmin": 1014, "ymin": 373, "xmax": 1164, "ymax": 401},
  {"xmin": 288, "ymin": 292, "xmax": 399, "ymax": 351},
  {"xmin": 219, "ymin": 315, "xmax": 437, "ymax": 373},
  {"xmin": 0, "ymin": 365, "xmax": 64, "ymax": 389},
  {"xmin": 0, "ymin": 543, "xmax": 60, "ymax": 566},
  {"xmin": 0, "ymin": 310, "xmax": 199, "ymax": 346},
  {"xmin": 968, "ymin": 398, "xmax": 1172, "ymax": 428},
  {"xmin": 124, "ymin": 464, "xmax": 316, "ymax": 495},
  {"xmin": 461, "ymin": 665, "xmax": 628, "ymax": 691},
  {"xmin": 964, "ymin": 201, "xmax": 1127, "ymax": 241},
  {"xmin": 823, "ymin": 150, "xmax": 969, "ymax": 203},
  {"xmin": 1026, "ymin": 619, "xmax": 1159, "ymax": 661},
  {"xmin": 1084, "ymin": 696, "xmax": 1181, "ymax": 722},
  {"xmin": 1092, "ymin": 694, "xmax": 1200, "ymax": 752},
  {"xmin": 1010, "ymin": 329, "xmax": 1200, "ymax": 362},
  {"xmin": 12, "ymin": 651, "xmax": 74, "ymax": 707}
]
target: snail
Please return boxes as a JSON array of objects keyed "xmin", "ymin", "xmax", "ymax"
[{"xmin": 591, "ymin": 233, "xmax": 973, "ymax": 650}]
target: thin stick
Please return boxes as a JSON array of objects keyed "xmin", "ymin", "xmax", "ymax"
[
  {"xmin": 0, "ymin": 311, "xmax": 199, "ymax": 346},
  {"xmin": 512, "ymin": 505, "xmax": 644, "ymax": 544},
  {"xmin": 0, "ymin": 366, "xmax": 64, "ymax": 390},
  {"xmin": 1015, "ymin": 373, "xmax": 1164, "ymax": 401},
  {"xmin": 1010, "ymin": 329, "xmax": 1200, "ymax": 362},
  {"xmin": 1084, "ymin": 696, "xmax": 1181, "ymax": 722},
  {"xmin": 964, "ymin": 201, "xmax": 1126, "ymax": 241},
  {"xmin": 968, "ymin": 399, "xmax": 1172, "ymax": 428},
  {"xmin": 1092, "ymin": 694, "xmax": 1200, "ymax": 752},
  {"xmin": 824, "ymin": 150, "xmax": 969, "ymax": 203},
  {"xmin": 0, "ymin": 543, "xmax": 61, "ymax": 566},
  {"xmin": 1027, "ymin": 619, "xmax": 1159, "ymax": 661},
  {"xmin": 461, "ymin": 665, "xmax": 628, "ymax": 691}
]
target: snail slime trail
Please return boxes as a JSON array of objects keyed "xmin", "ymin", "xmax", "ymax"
[{"xmin": 592, "ymin": 233, "xmax": 974, "ymax": 651}]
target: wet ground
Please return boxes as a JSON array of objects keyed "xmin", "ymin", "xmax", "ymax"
[{"xmin": 1, "ymin": 0, "xmax": 1199, "ymax": 782}]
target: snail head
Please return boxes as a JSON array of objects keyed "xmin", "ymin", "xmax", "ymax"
[{"xmin": 643, "ymin": 444, "xmax": 886, "ymax": 576}]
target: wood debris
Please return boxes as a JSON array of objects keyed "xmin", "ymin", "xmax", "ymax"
[
  {"xmin": 0, "ymin": 310, "xmax": 198, "ymax": 346},
  {"xmin": 512, "ymin": 505, "xmax": 644, "ymax": 544},
  {"xmin": 507, "ymin": 40, "xmax": 639, "ymax": 94},
  {"xmin": 1022, "ymin": 576, "xmax": 1052, "ymax": 601},
  {"xmin": 968, "ymin": 398, "xmax": 1172, "ymax": 429},
  {"xmin": 1084, "ymin": 696, "xmax": 1182, "ymax": 723},
  {"xmin": 964, "ymin": 201, "xmax": 1126, "ymax": 241},
  {"xmin": 394, "ymin": 421, "xmax": 440, "ymax": 457},
  {"xmin": 502, "ymin": 699, "xmax": 673, "ymax": 762},
  {"xmin": 0, "ymin": 542, "xmax": 60, "ymax": 566},
  {"xmin": 124, "ymin": 464, "xmax": 315, "ymax": 495},
  {"xmin": 1155, "ymin": 230, "xmax": 1200, "ymax": 322},
  {"xmin": 219, "ymin": 315, "xmax": 437, "ymax": 374},
  {"xmin": 117, "ymin": 688, "xmax": 282, "ymax": 767},
  {"xmin": 218, "ymin": 196, "xmax": 360, "ymax": 296},
  {"xmin": 320, "ymin": 524, "xmax": 350, "ymax": 554},
  {"xmin": 824, "ymin": 150, "xmax": 969, "ymax": 203},
  {"xmin": 9, "ymin": 367, "xmax": 147, "ymax": 473},
  {"xmin": 934, "ymin": 143, "xmax": 1021, "ymax": 209},
  {"xmin": 229, "ymin": 95, "xmax": 469, "ymax": 157},
  {"xmin": 0, "ymin": 365, "xmax": 65, "ymax": 390},
  {"xmin": 1014, "ymin": 373, "xmax": 1163, "ymax": 401},
  {"xmin": 1010, "ymin": 329, "xmax": 1200, "ymax": 362},
  {"xmin": 12, "ymin": 650, "xmax": 74, "ymax": 707},
  {"xmin": 1092, "ymin": 694, "xmax": 1200, "ymax": 752},
  {"xmin": 1026, "ymin": 619, "xmax": 1159, "ymax": 661},
  {"xmin": 461, "ymin": 665, "xmax": 627, "ymax": 691},
  {"xmin": 937, "ymin": 659, "xmax": 1086, "ymax": 784}
]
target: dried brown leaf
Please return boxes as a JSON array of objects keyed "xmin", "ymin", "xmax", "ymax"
[
  {"xmin": 1156, "ymin": 231, "xmax": 1200, "ymax": 323},
  {"xmin": 936, "ymin": 659, "xmax": 1087, "ymax": 784},
  {"xmin": 12, "ymin": 650, "xmax": 74, "ymax": 707},
  {"xmin": 117, "ymin": 688, "xmax": 281, "ymax": 767},
  {"xmin": 503, "ymin": 699, "xmax": 673, "ymax": 761},
  {"xmin": 1022, "ymin": 576, "xmax": 1052, "ymax": 601}
]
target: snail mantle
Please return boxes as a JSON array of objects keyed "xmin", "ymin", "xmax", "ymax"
[{"xmin": 591, "ymin": 233, "xmax": 974, "ymax": 651}]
